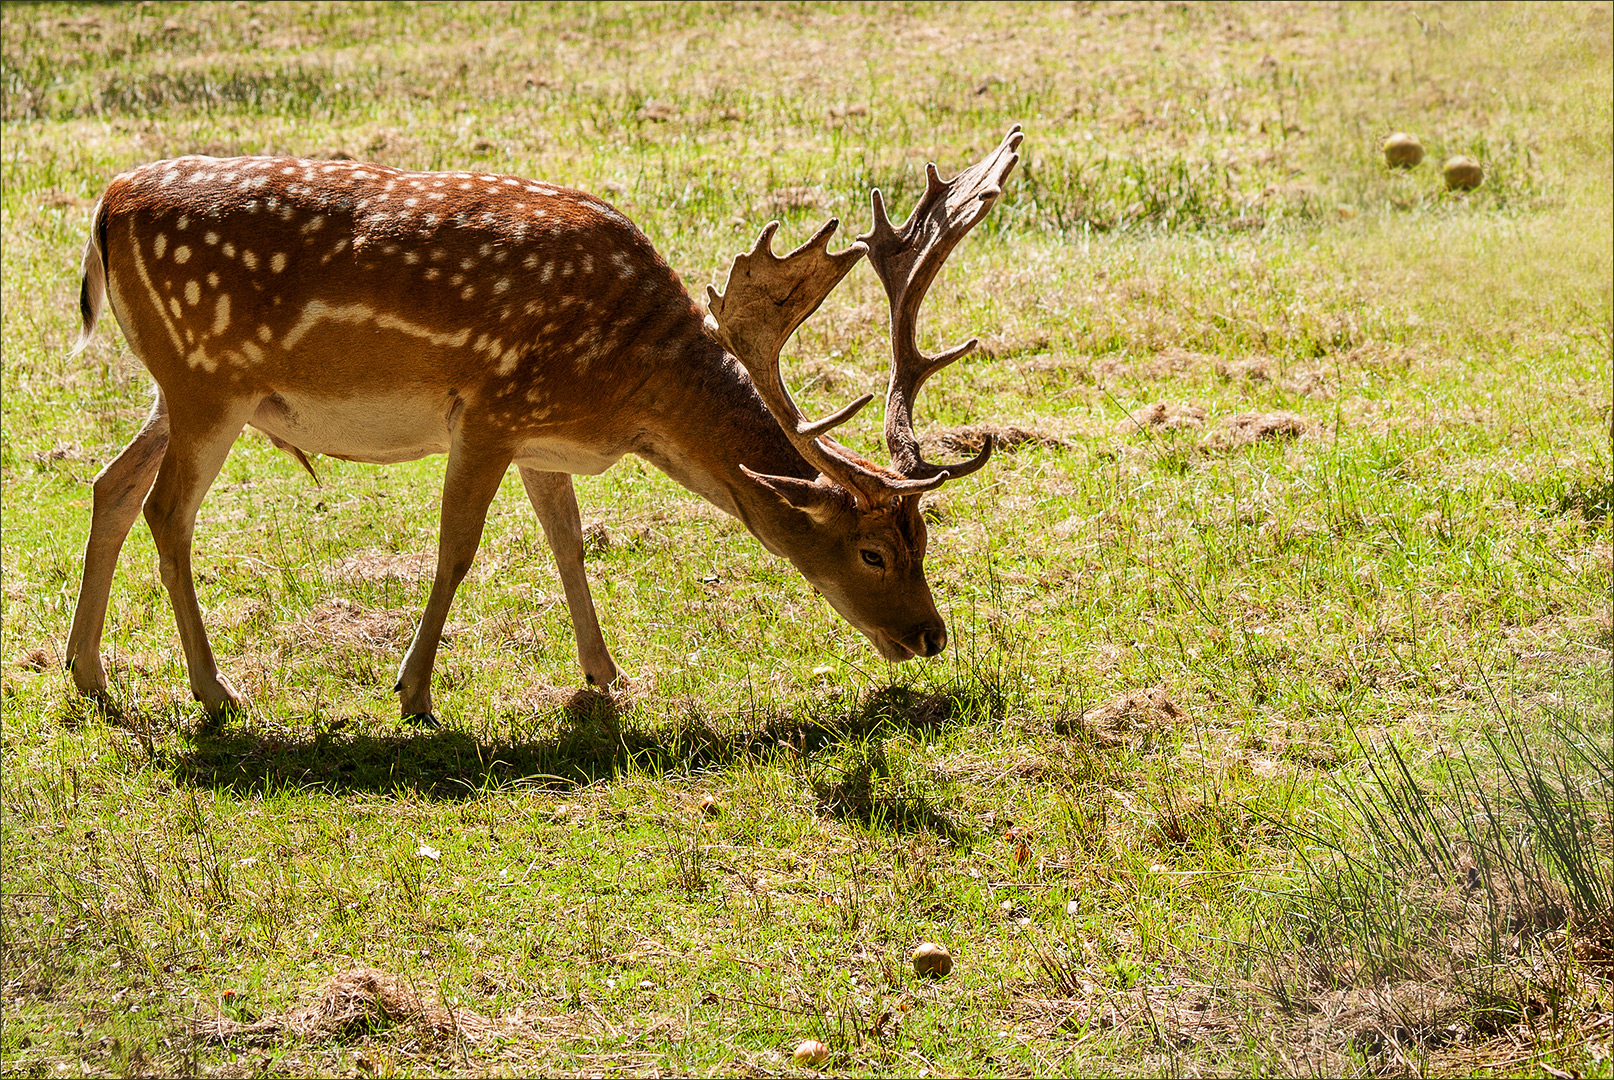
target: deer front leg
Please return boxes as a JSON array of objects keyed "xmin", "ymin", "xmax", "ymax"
[
  {"xmin": 518, "ymin": 467, "xmax": 621, "ymax": 688},
  {"xmin": 142, "ymin": 403, "xmax": 253, "ymax": 717},
  {"xmin": 394, "ymin": 436, "xmax": 509, "ymax": 724},
  {"xmin": 66, "ymin": 393, "xmax": 171, "ymax": 698}
]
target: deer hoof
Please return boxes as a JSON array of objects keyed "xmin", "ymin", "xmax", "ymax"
[
  {"xmin": 67, "ymin": 653, "xmax": 109, "ymax": 697},
  {"xmin": 403, "ymin": 711, "xmax": 443, "ymax": 730},
  {"xmin": 194, "ymin": 674, "xmax": 246, "ymax": 719}
]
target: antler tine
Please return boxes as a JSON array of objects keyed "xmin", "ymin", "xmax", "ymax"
[
  {"xmin": 861, "ymin": 125, "xmax": 1024, "ymax": 482},
  {"xmin": 705, "ymin": 218, "xmax": 886, "ymax": 503}
]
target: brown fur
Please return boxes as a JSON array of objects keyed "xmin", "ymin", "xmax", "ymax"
[{"xmin": 63, "ymin": 145, "xmax": 1013, "ymax": 721}]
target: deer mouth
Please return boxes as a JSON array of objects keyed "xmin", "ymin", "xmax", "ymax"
[{"xmin": 871, "ymin": 632, "xmax": 916, "ymax": 662}]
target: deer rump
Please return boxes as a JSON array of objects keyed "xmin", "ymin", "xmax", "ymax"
[{"xmin": 64, "ymin": 129, "xmax": 1023, "ymax": 725}]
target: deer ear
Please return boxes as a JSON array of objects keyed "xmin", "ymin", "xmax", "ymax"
[{"xmin": 740, "ymin": 466, "xmax": 851, "ymax": 524}]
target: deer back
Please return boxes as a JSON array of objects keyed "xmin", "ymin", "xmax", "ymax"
[{"xmin": 95, "ymin": 156, "xmax": 714, "ymax": 454}]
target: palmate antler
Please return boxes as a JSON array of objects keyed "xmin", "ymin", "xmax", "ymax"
[
  {"xmin": 864, "ymin": 125, "xmax": 1024, "ymax": 482},
  {"xmin": 706, "ymin": 127, "xmax": 1022, "ymax": 507}
]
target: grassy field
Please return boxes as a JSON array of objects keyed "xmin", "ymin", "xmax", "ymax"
[{"xmin": 2, "ymin": 1, "xmax": 1610, "ymax": 1076}]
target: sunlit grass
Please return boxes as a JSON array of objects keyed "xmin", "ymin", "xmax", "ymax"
[{"xmin": 1, "ymin": 2, "xmax": 1609, "ymax": 1076}]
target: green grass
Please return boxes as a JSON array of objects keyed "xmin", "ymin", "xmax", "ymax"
[{"xmin": 2, "ymin": 2, "xmax": 1610, "ymax": 1076}]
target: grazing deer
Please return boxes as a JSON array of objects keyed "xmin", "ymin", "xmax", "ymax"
[{"xmin": 64, "ymin": 127, "xmax": 1023, "ymax": 724}]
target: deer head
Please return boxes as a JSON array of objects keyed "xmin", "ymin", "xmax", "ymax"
[{"xmin": 705, "ymin": 127, "xmax": 1023, "ymax": 661}]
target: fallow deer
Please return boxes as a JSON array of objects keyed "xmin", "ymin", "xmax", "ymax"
[{"xmin": 64, "ymin": 127, "xmax": 1023, "ymax": 724}]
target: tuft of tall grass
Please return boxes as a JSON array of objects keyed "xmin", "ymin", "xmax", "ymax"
[{"xmin": 1262, "ymin": 694, "xmax": 1612, "ymax": 1055}]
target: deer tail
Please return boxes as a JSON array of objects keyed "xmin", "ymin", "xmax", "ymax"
[{"xmin": 69, "ymin": 196, "xmax": 107, "ymax": 357}]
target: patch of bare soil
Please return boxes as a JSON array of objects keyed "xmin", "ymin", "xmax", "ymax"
[
  {"xmin": 1304, "ymin": 980, "xmax": 1497, "ymax": 1056},
  {"xmin": 200, "ymin": 967, "xmax": 530, "ymax": 1046},
  {"xmin": 1215, "ymin": 358, "xmax": 1334, "ymax": 398},
  {"xmin": 1017, "ymin": 980, "xmax": 1242, "ymax": 1048},
  {"xmin": 25, "ymin": 441, "xmax": 85, "ymax": 463},
  {"xmin": 927, "ymin": 423, "xmax": 1072, "ymax": 456},
  {"xmin": 291, "ymin": 599, "xmax": 412, "ymax": 652},
  {"xmin": 37, "ymin": 188, "xmax": 92, "ymax": 210},
  {"xmin": 1063, "ymin": 686, "xmax": 1188, "ymax": 748},
  {"xmin": 1121, "ymin": 402, "xmax": 1208, "ymax": 433},
  {"xmin": 199, "ymin": 966, "xmax": 680, "ymax": 1068},
  {"xmin": 329, "ymin": 550, "xmax": 437, "ymax": 586},
  {"xmin": 1206, "ymin": 410, "xmax": 1310, "ymax": 449},
  {"xmin": 755, "ymin": 185, "xmax": 826, "ymax": 215},
  {"xmin": 1097, "ymin": 347, "xmax": 1217, "ymax": 383},
  {"xmin": 12, "ymin": 647, "xmax": 54, "ymax": 671}
]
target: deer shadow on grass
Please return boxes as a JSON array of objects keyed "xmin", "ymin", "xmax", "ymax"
[{"xmin": 157, "ymin": 681, "xmax": 998, "ymax": 837}]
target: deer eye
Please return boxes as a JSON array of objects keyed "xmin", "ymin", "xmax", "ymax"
[{"xmin": 860, "ymin": 549, "xmax": 885, "ymax": 569}]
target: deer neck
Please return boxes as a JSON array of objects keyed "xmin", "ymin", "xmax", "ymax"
[{"xmin": 632, "ymin": 337, "xmax": 821, "ymax": 555}]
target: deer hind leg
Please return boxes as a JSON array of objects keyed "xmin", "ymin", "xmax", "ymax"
[
  {"xmin": 518, "ymin": 467, "xmax": 621, "ymax": 688},
  {"xmin": 66, "ymin": 392, "xmax": 172, "ymax": 697},
  {"xmin": 142, "ymin": 402, "xmax": 254, "ymax": 717},
  {"xmin": 394, "ymin": 436, "xmax": 510, "ymax": 723}
]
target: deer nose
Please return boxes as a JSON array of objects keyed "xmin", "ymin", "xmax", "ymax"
[{"xmin": 913, "ymin": 624, "xmax": 947, "ymax": 657}]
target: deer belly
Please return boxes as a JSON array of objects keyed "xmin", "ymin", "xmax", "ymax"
[{"xmin": 250, "ymin": 390, "xmax": 452, "ymax": 464}]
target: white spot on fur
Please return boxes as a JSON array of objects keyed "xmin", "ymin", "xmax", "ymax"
[
  {"xmin": 185, "ymin": 280, "xmax": 201, "ymax": 306},
  {"xmin": 169, "ymin": 297, "xmax": 182, "ymax": 318},
  {"xmin": 258, "ymin": 324, "xmax": 273, "ymax": 343},
  {"xmin": 271, "ymin": 252, "xmax": 287, "ymax": 273},
  {"xmin": 242, "ymin": 251, "xmax": 258, "ymax": 270},
  {"xmin": 223, "ymin": 242, "xmax": 236, "ymax": 258},
  {"xmin": 185, "ymin": 344, "xmax": 219, "ymax": 372},
  {"xmin": 278, "ymin": 298, "xmax": 473, "ymax": 352},
  {"xmin": 212, "ymin": 293, "xmax": 231, "ymax": 334},
  {"xmin": 461, "ymin": 285, "xmax": 476, "ymax": 300},
  {"xmin": 207, "ymin": 271, "xmax": 219, "ymax": 288},
  {"xmin": 174, "ymin": 245, "xmax": 191, "ymax": 264},
  {"xmin": 153, "ymin": 233, "xmax": 168, "ymax": 259}
]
